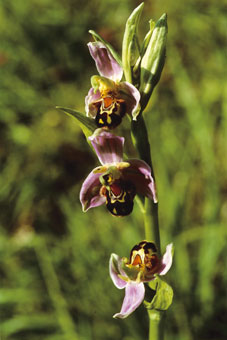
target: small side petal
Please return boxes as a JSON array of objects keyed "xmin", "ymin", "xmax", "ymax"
[
  {"xmin": 158, "ymin": 243, "xmax": 173, "ymax": 276},
  {"xmin": 113, "ymin": 282, "xmax": 145, "ymax": 319},
  {"xmin": 109, "ymin": 254, "xmax": 127, "ymax": 289},
  {"xmin": 79, "ymin": 169, "xmax": 104, "ymax": 211},
  {"xmin": 88, "ymin": 42, "xmax": 123, "ymax": 82},
  {"xmin": 85, "ymin": 87, "xmax": 101, "ymax": 118},
  {"xmin": 118, "ymin": 81, "xmax": 141, "ymax": 120},
  {"xmin": 89, "ymin": 131, "xmax": 124, "ymax": 165},
  {"xmin": 123, "ymin": 159, "xmax": 158, "ymax": 202}
]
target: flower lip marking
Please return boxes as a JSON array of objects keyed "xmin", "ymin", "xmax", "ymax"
[
  {"xmin": 109, "ymin": 182, "xmax": 123, "ymax": 197},
  {"xmin": 131, "ymin": 254, "xmax": 142, "ymax": 266},
  {"xmin": 94, "ymin": 95, "xmax": 127, "ymax": 129},
  {"xmin": 128, "ymin": 241, "xmax": 160, "ymax": 278},
  {"xmin": 100, "ymin": 179, "xmax": 136, "ymax": 216}
]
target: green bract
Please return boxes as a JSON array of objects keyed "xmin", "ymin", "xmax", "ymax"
[
  {"xmin": 56, "ymin": 106, "xmax": 96, "ymax": 138},
  {"xmin": 145, "ymin": 277, "xmax": 173, "ymax": 311}
]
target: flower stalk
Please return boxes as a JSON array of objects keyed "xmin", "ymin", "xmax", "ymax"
[
  {"xmin": 132, "ymin": 111, "xmax": 164, "ymax": 340},
  {"xmin": 131, "ymin": 77, "xmax": 164, "ymax": 340},
  {"xmin": 132, "ymin": 124, "xmax": 163, "ymax": 339},
  {"xmin": 131, "ymin": 115, "xmax": 160, "ymax": 254},
  {"xmin": 59, "ymin": 3, "xmax": 173, "ymax": 340}
]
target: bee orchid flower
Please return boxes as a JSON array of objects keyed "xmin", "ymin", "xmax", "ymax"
[
  {"xmin": 109, "ymin": 241, "xmax": 173, "ymax": 318},
  {"xmin": 85, "ymin": 42, "xmax": 141, "ymax": 129},
  {"xmin": 80, "ymin": 130, "xmax": 157, "ymax": 216}
]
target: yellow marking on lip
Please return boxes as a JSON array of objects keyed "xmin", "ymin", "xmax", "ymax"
[
  {"xmin": 107, "ymin": 176, "xmax": 112, "ymax": 183},
  {"xmin": 116, "ymin": 191, "xmax": 126, "ymax": 203},
  {"xmin": 106, "ymin": 114, "xmax": 112, "ymax": 124}
]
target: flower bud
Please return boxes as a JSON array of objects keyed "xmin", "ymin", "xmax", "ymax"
[
  {"xmin": 122, "ymin": 3, "xmax": 144, "ymax": 83},
  {"xmin": 139, "ymin": 13, "xmax": 168, "ymax": 110},
  {"xmin": 132, "ymin": 19, "xmax": 155, "ymax": 80}
]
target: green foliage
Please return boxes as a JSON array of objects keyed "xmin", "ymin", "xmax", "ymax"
[
  {"xmin": 145, "ymin": 278, "xmax": 174, "ymax": 311},
  {"xmin": 56, "ymin": 106, "xmax": 96, "ymax": 138},
  {"xmin": 0, "ymin": 0, "xmax": 226, "ymax": 340}
]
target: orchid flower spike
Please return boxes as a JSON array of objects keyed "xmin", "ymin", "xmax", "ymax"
[
  {"xmin": 80, "ymin": 130, "xmax": 157, "ymax": 216},
  {"xmin": 85, "ymin": 42, "xmax": 141, "ymax": 129},
  {"xmin": 109, "ymin": 241, "xmax": 173, "ymax": 319}
]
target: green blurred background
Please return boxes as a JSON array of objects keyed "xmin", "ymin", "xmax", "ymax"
[{"xmin": 0, "ymin": 0, "xmax": 226, "ymax": 339}]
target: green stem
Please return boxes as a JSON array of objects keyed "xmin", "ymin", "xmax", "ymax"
[
  {"xmin": 131, "ymin": 115, "xmax": 153, "ymax": 173},
  {"xmin": 144, "ymin": 198, "xmax": 161, "ymax": 255},
  {"xmin": 131, "ymin": 114, "xmax": 162, "ymax": 340},
  {"xmin": 131, "ymin": 115, "xmax": 161, "ymax": 253},
  {"xmin": 148, "ymin": 310, "xmax": 165, "ymax": 340}
]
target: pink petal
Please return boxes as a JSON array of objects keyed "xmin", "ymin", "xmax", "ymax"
[
  {"xmin": 158, "ymin": 243, "xmax": 173, "ymax": 276},
  {"xmin": 122, "ymin": 159, "xmax": 157, "ymax": 202},
  {"xmin": 88, "ymin": 42, "xmax": 123, "ymax": 82},
  {"xmin": 118, "ymin": 81, "xmax": 141, "ymax": 120},
  {"xmin": 113, "ymin": 282, "xmax": 145, "ymax": 319},
  {"xmin": 85, "ymin": 87, "xmax": 101, "ymax": 118},
  {"xmin": 89, "ymin": 131, "xmax": 124, "ymax": 165},
  {"xmin": 109, "ymin": 254, "xmax": 127, "ymax": 289},
  {"xmin": 79, "ymin": 169, "xmax": 105, "ymax": 211}
]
